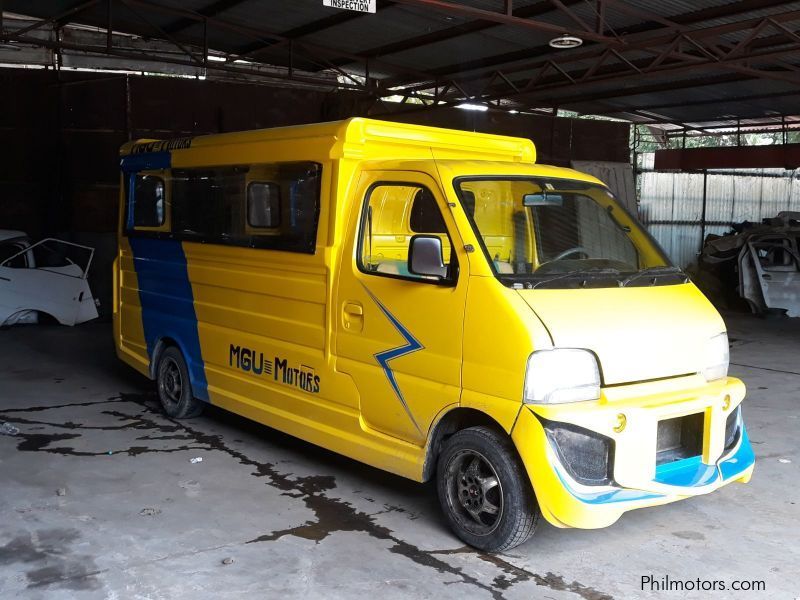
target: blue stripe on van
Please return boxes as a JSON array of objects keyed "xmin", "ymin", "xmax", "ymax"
[
  {"xmin": 129, "ymin": 237, "xmax": 209, "ymax": 402},
  {"xmin": 361, "ymin": 285, "xmax": 424, "ymax": 436},
  {"xmin": 120, "ymin": 151, "xmax": 171, "ymax": 173}
]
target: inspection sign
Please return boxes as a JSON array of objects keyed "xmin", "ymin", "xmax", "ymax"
[{"xmin": 322, "ymin": 0, "xmax": 376, "ymax": 13}]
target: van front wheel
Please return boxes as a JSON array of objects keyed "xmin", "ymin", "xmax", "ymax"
[
  {"xmin": 156, "ymin": 346, "xmax": 204, "ymax": 419},
  {"xmin": 436, "ymin": 427, "xmax": 539, "ymax": 552}
]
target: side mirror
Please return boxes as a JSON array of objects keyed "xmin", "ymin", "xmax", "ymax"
[{"xmin": 408, "ymin": 235, "xmax": 448, "ymax": 279}]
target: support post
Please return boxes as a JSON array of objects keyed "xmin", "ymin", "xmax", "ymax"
[
  {"xmin": 596, "ymin": 0, "xmax": 604, "ymax": 35},
  {"xmin": 203, "ymin": 17, "xmax": 208, "ymax": 68},
  {"xmin": 106, "ymin": 0, "xmax": 112, "ymax": 52},
  {"xmin": 699, "ymin": 169, "xmax": 708, "ymax": 255}
]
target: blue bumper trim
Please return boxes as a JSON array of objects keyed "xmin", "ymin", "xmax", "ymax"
[
  {"xmin": 719, "ymin": 426, "xmax": 755, "ymax": 481},
  {"xmin": 654, "ymin": 456, "xmax": 718, "ymax": 487},
  {"xmin": 556, "ymin": 424, "xmax": 754, "ymax": 505},
  {"xmin": 553, "ymin": 468, "xmax": 663, "ymax": 504}
]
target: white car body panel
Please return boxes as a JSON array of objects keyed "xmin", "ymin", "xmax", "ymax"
[{"xmin": 0, "ymin": 232, "xmax": 99, "ymax": 327}]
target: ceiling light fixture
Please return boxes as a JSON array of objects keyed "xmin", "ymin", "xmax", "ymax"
[
  {"xmin": 457, "ymin": 103, "xmax": 489, "ymax": 112},
  {"xmin": 549, "ymin": 34, "xmax": 583, "ymax": 49}
]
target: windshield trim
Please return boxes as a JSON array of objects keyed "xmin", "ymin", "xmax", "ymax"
[{"xmin": 452, "ymin": 174, "xmax": 673, "ymax": 286}]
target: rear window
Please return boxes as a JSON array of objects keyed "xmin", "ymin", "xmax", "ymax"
[{"xmin": 132, "ymin": 174, "xmax": 165, "ymax": 227}]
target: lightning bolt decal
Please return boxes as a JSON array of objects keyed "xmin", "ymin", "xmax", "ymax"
[{"xmin": 362, "ymin": 285, "xmax": 424, "ymax": 435}]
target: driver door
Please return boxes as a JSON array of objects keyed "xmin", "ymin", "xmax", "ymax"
[
  {"xmin": 748, "ymin": 235, "xmax": 800, "ymax": 314},
  {"xmin": 335, "ymin": 170, "xmax": 468, "ymax": 444}
]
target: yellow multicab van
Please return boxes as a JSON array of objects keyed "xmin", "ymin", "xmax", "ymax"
[{"xmin": 114, "ymin": 118, "xmax": 754, "ymax": 551}]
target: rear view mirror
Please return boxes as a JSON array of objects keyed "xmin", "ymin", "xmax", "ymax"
[
  {"xmin": 408, "ymin": 235, "xmax": 448, "ymax": 279},
  {"xmin": 523, "ymin": 192, "xmax": 564, "ymax": 207}
]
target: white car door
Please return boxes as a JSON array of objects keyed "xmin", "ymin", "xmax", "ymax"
[
  {"xmin": 746, "ymin": 235, "xmax": 800, "ymax": 317},
  {"xmin": 0, "ymin": 239, "xmax": 98, "ymax": 326}
]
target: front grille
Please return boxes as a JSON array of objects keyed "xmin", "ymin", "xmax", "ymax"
[{"xmin": 656, "ymin": 413, "xmax": 704, "ymax": 465}]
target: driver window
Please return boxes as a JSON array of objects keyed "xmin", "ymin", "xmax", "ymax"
[{"xmin": 358, "ymin": 183, "xmax": 454, "ymax": 282}]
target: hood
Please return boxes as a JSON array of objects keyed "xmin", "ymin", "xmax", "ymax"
[{"xmin": 517, "ymin": 283, "xmax": 725, "ymax": 385}]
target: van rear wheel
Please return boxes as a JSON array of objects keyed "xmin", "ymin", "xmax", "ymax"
[
  {"xmin": 156, "ymin": 346, "xmax": 204, "ymax": 419},
  {"xmin": 436, "ymin": 426, "xmax": 539, "ymax": 552}
]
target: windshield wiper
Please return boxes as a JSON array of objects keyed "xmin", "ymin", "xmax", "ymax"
[
  {"xmin": 530, "ymin": 267, "xmax": 621, "ymax": 289},
  {"xmin": 621, "ymin": 266, "xmax": 686, "ymax": 287}
]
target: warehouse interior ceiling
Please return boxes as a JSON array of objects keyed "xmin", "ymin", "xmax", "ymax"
[{"xmin": 2, "ymin": 0, "xmax": 800, "ymax": 133}]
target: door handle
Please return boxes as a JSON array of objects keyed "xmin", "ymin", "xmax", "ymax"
[
  {"xmin": 761, "ymin": 273, "xmax": 771, "ymax": 280},
  {"xmin": 344, "ymin": 302, "xmax": 363, "ymax": 316},
  {"xmin": 343, "ymin": 301, "xmax": 364, "ymax": 332}
]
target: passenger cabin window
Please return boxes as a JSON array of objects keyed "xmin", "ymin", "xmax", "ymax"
[
  {"xmin": 125, "ymin": 161, "xmax": 321, "ymax": 254},
  {"xmin": 358, "ymin": 183, "xmax": 455, "ymax": 283},
  {"xmin": 247, "ymin": 182, "xmax": 281, "ymax": 229},
  {"xmin": 132, "ymin": 174, "xmax": 165, "ymax": 227}
]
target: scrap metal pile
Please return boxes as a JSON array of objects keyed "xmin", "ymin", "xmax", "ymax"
[{"xmin": 693, "ymin": 212, "xmax": 800, "ymax": 317}]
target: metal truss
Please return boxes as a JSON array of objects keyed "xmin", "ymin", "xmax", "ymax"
[{"xmin": 1, "ymin": 0, "xmax": 799, "ymax": 125}]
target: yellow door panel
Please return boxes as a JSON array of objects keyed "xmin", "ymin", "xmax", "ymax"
[
  {"xmin": 115, "ymin": 236, "xmax": 149, "ymax": 374},
  {"xmin": 335, "ymin": 170, "xmax": 468, "ymax": 444}
]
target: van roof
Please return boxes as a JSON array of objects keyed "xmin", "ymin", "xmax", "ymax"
[
  {"xmin": 119, "ymin": 117, "xmax": 537, "ymax": 164},
  {"xmin": 433, "ymin": 159, "xmax": 605, "ymax": 187}
]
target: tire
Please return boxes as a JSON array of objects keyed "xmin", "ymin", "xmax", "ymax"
[
  {"xmin": 436, "ymin": 426, "xmax": 539, "ymax": 552},
  {"xmin": 155, "ymin": 346, "xmax": 204, "ymax": 419}
]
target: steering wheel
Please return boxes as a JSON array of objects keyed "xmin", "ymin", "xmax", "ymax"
[{"xmin": 552, "ymin": 246, "xmax": 590, "ymax": 261}]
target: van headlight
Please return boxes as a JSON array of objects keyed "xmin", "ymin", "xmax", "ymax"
[
  {"xmin": 702, "ymin": 332, "xmax": 729, "ymax": 382},
  {"xmin": 524, "ymin": 349, "xmax": 601, "ymax": 404}
]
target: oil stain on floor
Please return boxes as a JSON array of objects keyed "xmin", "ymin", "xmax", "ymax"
[{"xmin": 0, "ymin": 393, "xmax": 613, "ymax": 600}]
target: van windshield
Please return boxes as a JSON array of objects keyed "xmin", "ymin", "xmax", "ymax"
[{"xmin": 454, "ymin": 177, "xmax": 682, "ymax": 288}]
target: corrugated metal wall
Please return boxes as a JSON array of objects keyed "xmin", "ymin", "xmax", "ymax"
[{"xmin": 638, "ymin": 153, "xmax": 800, "ymax": 267}]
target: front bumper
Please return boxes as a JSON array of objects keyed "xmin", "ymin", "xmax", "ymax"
[{"xmin": 511, "ymin": 375, "xmax": 755, "ymax": 529}]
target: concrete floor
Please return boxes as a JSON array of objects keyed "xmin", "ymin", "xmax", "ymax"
[{"xmin": 0, "ymin": 314, "xmax": 797, "ymax": 600}]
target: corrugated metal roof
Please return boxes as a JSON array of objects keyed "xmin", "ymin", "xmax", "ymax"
[
  {"xmin": 4, "ymin": 0, "xmax": 800, "ymax": 128},
  {"xmin": 304, "ymin": 5, "xmax": 463, "ymax": 54}
]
